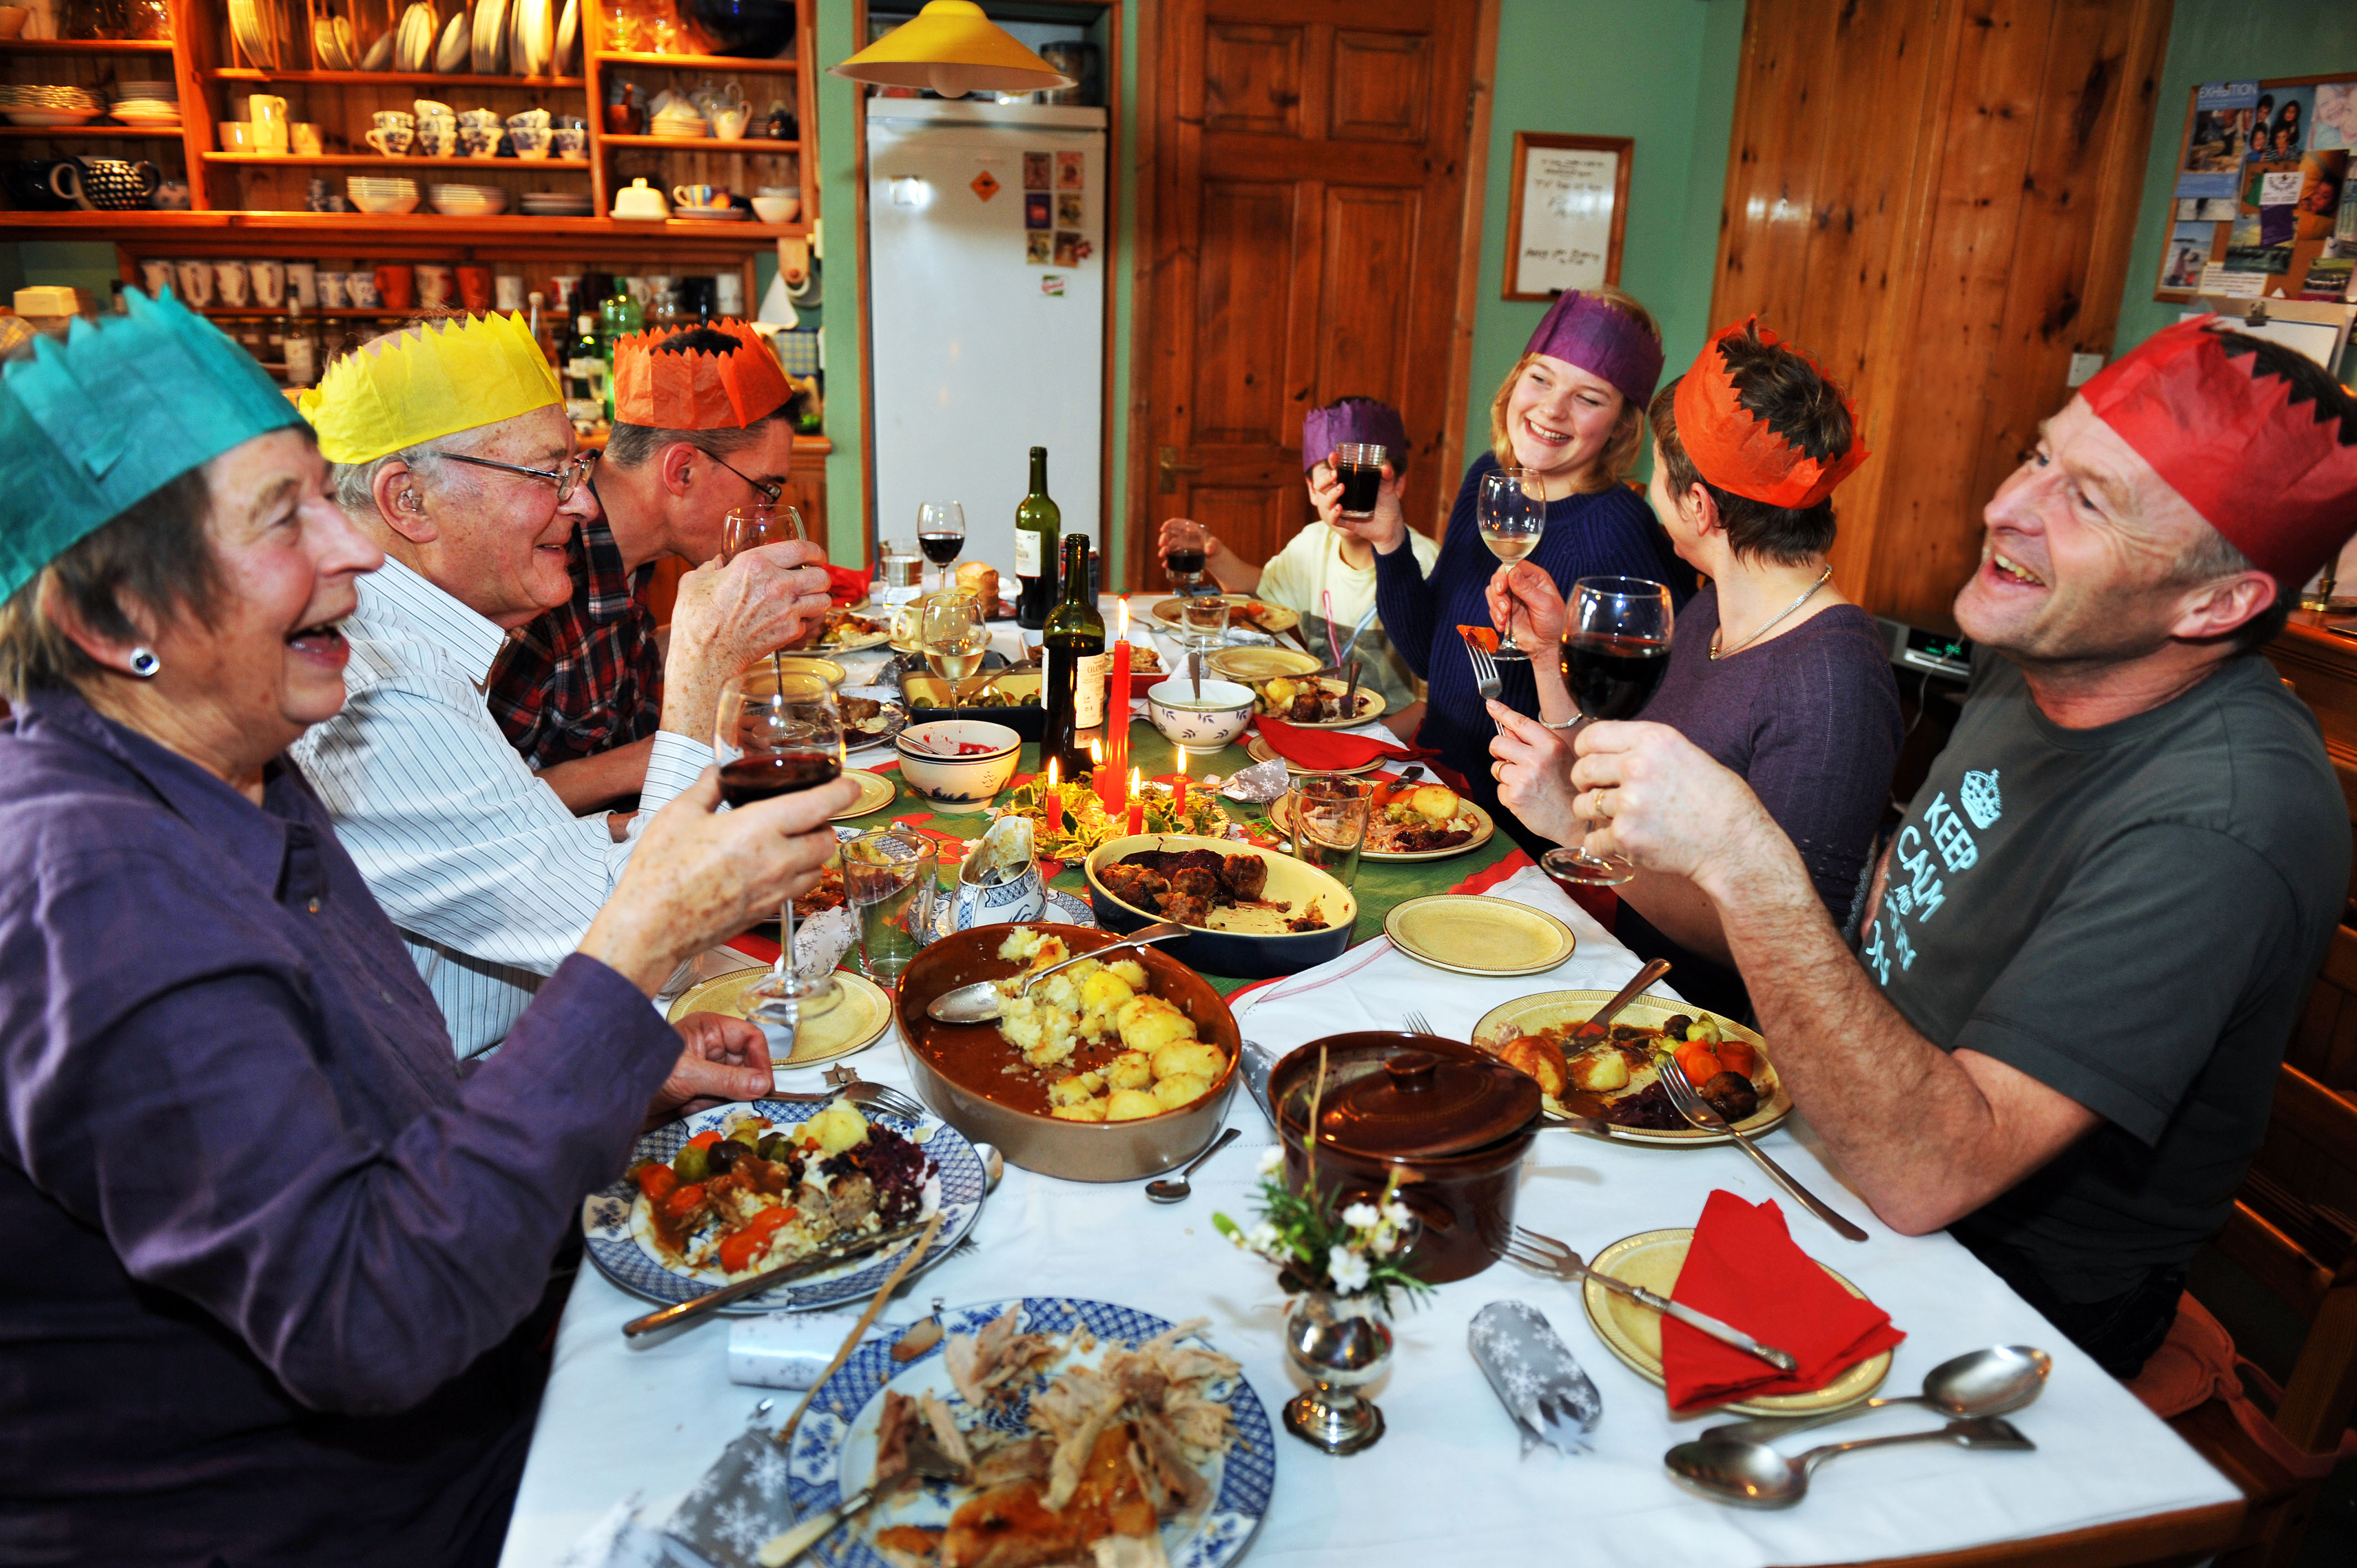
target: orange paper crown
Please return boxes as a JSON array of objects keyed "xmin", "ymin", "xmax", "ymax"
[
  {"xmin": 1671, "ymin": 319, "xmax": 1869, "ymax": 509},
  {"xmin": 2083, "ymin": 316, "xmax": 2357, "ymax": 586},
  {"xmin": 611, "ymin": 319, "xmax": 792, "ymax": 430}
]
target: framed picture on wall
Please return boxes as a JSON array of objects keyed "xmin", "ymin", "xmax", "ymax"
[{"xmin": 1502, "ymin": 132, "xmax": 1633, "ymax": 301}]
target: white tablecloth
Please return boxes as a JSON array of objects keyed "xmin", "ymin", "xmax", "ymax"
[{"xmin": 498, "ymin": 865, "xmax": 2240, "ymax": 1567}]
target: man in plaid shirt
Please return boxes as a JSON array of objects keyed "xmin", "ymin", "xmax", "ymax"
[{"xmin": 488, "ymin": 321, "xmax": 815, "ymax": 811}]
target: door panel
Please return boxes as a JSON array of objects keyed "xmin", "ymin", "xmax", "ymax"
[{"xmin": 1144, "ymin": 0, "xmax": 1478, "ymax": 590}]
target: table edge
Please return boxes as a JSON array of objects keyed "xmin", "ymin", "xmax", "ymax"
[{"xmin": 1785, "ymin": 1497, "xmax": 2244, "ymax": 1568}]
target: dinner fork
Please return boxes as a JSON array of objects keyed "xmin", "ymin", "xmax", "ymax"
[
  {"xmin": 768, "ymin": 1081, "xmax": 930, "ymax": 1122},
  {"xmin": 1506, "ymin": 1225, "xmax": 1799, "ymax": 1373},
  {"xmin": 1655, "ymin": 1055, "xmax": 1869, "ymax": 1242},
  {"xmin": 1458, "ymin": 630, "xmax": 1506, "ymax": 735},
  {"xmin": 1403, "ymin": 1010, "xmax": 1435, "ymax": 1036}
]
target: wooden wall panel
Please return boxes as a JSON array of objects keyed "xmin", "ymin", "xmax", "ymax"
[{"xmin": 1711, "ymin": 0, "xmax": 2171, "ymax": 632}]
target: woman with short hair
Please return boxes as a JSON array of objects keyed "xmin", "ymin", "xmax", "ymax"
[{"xmin": 0, "ymin": 290, "xmax": 855, "ymax": 1565}]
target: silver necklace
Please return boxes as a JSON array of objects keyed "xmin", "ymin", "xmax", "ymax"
[{"xmin": 1710, "ymin": 564, "xmax": 1834, "ymax": 661}]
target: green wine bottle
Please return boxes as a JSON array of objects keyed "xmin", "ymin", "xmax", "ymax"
[
  {"xmin": 1014, "ymin": 446, "xmax": 1061, "ymax": 631},
  {"xmin": 1041, "ymin": 533, "xmax": 1107, "ymax": 777}
]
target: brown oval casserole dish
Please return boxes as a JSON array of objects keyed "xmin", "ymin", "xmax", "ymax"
[{"xmin": 893, "ymin": 923, "xmax": 1241, "ymax": 1182}]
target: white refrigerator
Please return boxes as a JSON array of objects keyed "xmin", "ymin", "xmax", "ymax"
[{"xmin": 866, "ymin": 100, "xmax": 1108, "ymax": 579}]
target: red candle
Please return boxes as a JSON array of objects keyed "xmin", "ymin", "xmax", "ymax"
[
  {"xmin": 1107, "ymin": 599, "xmax": 1133, "ymax": 797},
  {"xmin": 1126, "ymin": 768, "xmax": 1143, "ymax": 835},
  {"xmin": 1044, "ymin": 757, "xmax": 1063, "ymax": 834},
  {"xmin": 1173, "ymin": 746, "xmax": 1188, "ymax": 814},
  {"xmin": 1094, "ymin": 737, "xmax": 1116, "ymax": 812}
]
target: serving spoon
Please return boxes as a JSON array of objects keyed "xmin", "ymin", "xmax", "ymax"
[
  {"xmin": 1666, "ymin": 1417, "xmax": 2035, "ymax": 1509},
  {"xmin": 925, "ymin": 922, "xmax": 1190, "ymax": 1024},
  {"xmin": 1700, "ymin": 1345, "xmax": 2051, "ymax": 1447},
  {"xmin": 1145, "ymin": 1126, "xmax": 1240, "ymax": 1203}
]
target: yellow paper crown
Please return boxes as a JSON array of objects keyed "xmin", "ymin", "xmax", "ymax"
[{"xmin": 299, "ymin": 311, "xmax": 561, "ymax": 465}]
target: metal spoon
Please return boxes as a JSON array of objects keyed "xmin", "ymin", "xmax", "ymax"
[
  {"xmin": 1238, "ymin": 1039, "xmax": 1279, "ymax": 1126},
  {"xmin": 1701, "ymin": 1345, "xmax": 2051, "ymax": 1447},
  {"xmin": 1145, "ymin": 1126, "xmax": 1240, "ymax": 1203},
  {"xmin": 925, "ymin": 922, "xmax": 1190, "ymax": 1023},
  {"xmin": 974, "ymin": 1141, "xmax": 1005, "ymax": 1195},
  {"xmin": 1666, "ymin": 1417, "xmax": 2035, "ymax": 1509}
]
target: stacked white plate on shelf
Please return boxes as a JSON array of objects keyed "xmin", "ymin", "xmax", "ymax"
[
  {"xmin": 228, "ymin": 0, "xmax": 279, "ymax": 69},
  {"xmin": 554, "ymin": 0, "xmax": 579, "ymax": 73},
  {"xmin": 1, "ymin": 84, "xmax": 105, "ymax": 127},
  {"xmin": 511, "ymin": 0, "xmax": 553, "ymax": 79},
  {"xmin": 519, "ymin": 189, "xmax": 592, "ymax": 216},
  {"xmin": 429, "ymin": 180, "xmax": 510, "ymax": 216},
  {"xmin": 108, "ymin": 80, "xmax": 179, "ymax": 126},
  {"xmin": 347, "ymin": 174, "xmax": 421, "ymax": 215},
  {"xmin": 434, "ymin": 11, "xmax": 469, "ymax": 74},
  {"xmin": 360, "ymin": 28, "xmax": 395, "ymax": 70},
  {"xmin": 394, "ymin": 2, "xmax": 438, "ymax": 72},
  {"xmin": 471, "ymin": 0, "xmax": 508, "ymax": 75},
  {"xmin": 311, "ymin": 15, "xmax": 356, "ymax": 69}
]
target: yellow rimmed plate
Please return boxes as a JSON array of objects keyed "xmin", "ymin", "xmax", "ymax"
[
  {"xmin": 1269, "ymin": 793, "xmax": 1495, "ymax": 863},
  {"xmin": 1206, "ymin": 646, "xmax": 1321, "ymax": 684},
  {"xmin": 1473, "ymin": 989, "xmax": 1791, "ymax": 1146},
  {"xmin": 832, "ymin": 769, "xmax": 898, "ymax": 820},
  {"xmin": 1149, "ymin": 594, "xmax": 1301, "ymax": 635},
  {"xmin": 1383, "ymin": 894, "xmax": 1575, "ymax": 976},
  {"xmin": 1244, "ymin": 735, "xmax": 1386, "ymax": 776},
  {"xmin": 667, "ymin": 967, "xmax": 896, "ymax": 1068},
  {"xmin": 1581, "ymin": 1227, "xmax": 1891, "ymax": 1416},
  {"xmin": 1259, "ymin": 677, "xmax": 1388, "ymax": 730},
  {"xmin": 822, "ymin": 627, "xmax": 894, "ymax": 653},
  {"xmin": 773, "ymin": 655, "xmax": 848, "ymax": 687}
]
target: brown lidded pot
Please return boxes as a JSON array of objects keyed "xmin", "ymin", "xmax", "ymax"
[{"xmin": 1272, "ymin": 1033, "xmax": 1541, "ymax": 1283}]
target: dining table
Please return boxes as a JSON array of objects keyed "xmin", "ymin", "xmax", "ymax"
[{"xmin": 496, "ymin": 598, "xmax": 2246, "ymax": 1568}]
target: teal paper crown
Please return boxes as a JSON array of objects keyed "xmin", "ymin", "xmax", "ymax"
[{"xmin": 0, "ymin": 287, "xmax": 303, "ymax": 601}]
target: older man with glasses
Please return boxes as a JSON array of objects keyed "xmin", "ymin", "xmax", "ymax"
[
  {"xmin": 291, "ymin": 312, "xmax": 827, "ymax": 1056},
  {"xmin": 486, "ymin": 321, "xmax": 818, "ymax": 813}
]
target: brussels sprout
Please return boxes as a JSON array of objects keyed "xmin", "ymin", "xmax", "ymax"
[
  {"xmin": 757, "ymin": 1133, "xmax": 795, "ymax": 1164},
  {"xmin": 728, "ymin": 1124, "xmax": 764, "ymax": 1148},
  {"xmin": 672, "ymin": 1143, "xmax": 711, "ymax": 1183}
]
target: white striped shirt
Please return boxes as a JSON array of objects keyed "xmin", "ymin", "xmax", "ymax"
[{"xmin": 291, "ymin": 558, "xmax": 711, "ymax": 1057}]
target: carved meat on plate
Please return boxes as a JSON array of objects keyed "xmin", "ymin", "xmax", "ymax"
[{"xmin": 1105, "ymin": 849, "xmax": 1302, "ymax": 928}]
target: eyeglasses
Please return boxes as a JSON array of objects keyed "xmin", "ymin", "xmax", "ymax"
[
  {"xmin": 439, "ymin": 448, "xmax": 601, "ymax": 504},
  {"xmin": 701, "ymin": 448, "xmax": 784, "ymax": 507}
]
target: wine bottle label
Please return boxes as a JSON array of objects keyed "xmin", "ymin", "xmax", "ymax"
[
  {"xmin": 1073, "ymin": 652, "xmax": 1111, "ymax": 730},
  {"xmin": 1015, "ymin": 529, "xmax": 1043, "ymax": 576}
]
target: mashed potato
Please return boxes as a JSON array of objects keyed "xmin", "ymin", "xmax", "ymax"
[
  {"xmin": 1105, "ymin": 1050, "xmax": 1154, "ymax": 1092},
  {"xmin": 801, "ymin": 1100, "xmax": 869, "ymax": 1156},
  {"xmin": 987, "ymin": 928, "xmax": 1225, "ymax": 1122},
  {"xmin": 1105, "ymin": 1089, "xmax": 1164, "ymax": 1122}
]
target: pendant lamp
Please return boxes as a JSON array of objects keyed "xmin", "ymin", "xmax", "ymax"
[{"xmin": 829, "ymin": 0, "xmax": 1073, "ymax": 100}]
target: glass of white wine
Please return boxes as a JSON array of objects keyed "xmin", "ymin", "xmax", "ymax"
[
  {"xmin": 922, "ymin": 593, "xmax": 989, "ymax": 716},
  {"xmin": 1478, "ymin": 467, "xmax": 1544, "ymax": 662}
]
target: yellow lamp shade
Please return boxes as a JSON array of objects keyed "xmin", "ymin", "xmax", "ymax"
[{"xmin": 829, "ymin": 0, "xmax": 1073, "ymax": 99}]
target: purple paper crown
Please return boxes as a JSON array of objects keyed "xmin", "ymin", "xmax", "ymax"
[
  {"xmin": 1301, "ymin": 396, "xmax": 1410, "ymax": 472},
  {"xmin": 1525, "ymin": 291, "xmax": 1664, "ymax": 410}
]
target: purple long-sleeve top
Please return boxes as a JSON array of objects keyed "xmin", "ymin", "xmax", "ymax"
[{"xmin": 0, "ymin": 688, "xmax": 681, "ymax": 1566}]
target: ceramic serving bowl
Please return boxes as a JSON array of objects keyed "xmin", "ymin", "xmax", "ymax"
[
  {"xmin": 1083, "ymin": 833, "xmax": 1355, "ymax": 979},
  {"xmin": 894, "ymin": 719, "xmax": 1020, "ymax": 806},
  {"xmin": 1145, "ymin": 677, "xmax": 1255, "ymax": 748},
  {"xmin": 893, "ymin": 923, "xmax": 1239, "ymax": 1182}
]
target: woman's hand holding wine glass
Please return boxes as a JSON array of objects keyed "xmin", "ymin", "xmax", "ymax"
[{"xmin": 1476, "ymin": 468, "xmax": 1545, "ymax": 661}]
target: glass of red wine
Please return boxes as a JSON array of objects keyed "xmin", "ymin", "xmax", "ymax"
[
  {"xmin": 715, "ymin": 663, "xmax": 845, "ymax": 1019},
  {"xmin": 1164, "ymin": 518, "xmax": 1209, "ymax": 596},
  {"xmin": 1334, "ymin": 443, "xmax": 1388, "ymax": 518},
  {"xmin": 722, "ymin": 502, "xmax": 808, "ymax": 564},
  {"xmin": 1541, "ymin": 575, "xmax": 1674, "ymax": 888},
  {"xmin": 917, "ymin": 501, "xmax": 966, "ymax": 595}
]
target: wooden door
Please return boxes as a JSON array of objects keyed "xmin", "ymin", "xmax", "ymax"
[
  {"xmin": 1710, "ymin": 0, "xmax": 2171, "ymax": 632},
  {"xmin": 1141, "ymin": 0, "xmax": 1481, "ymax": 585}
]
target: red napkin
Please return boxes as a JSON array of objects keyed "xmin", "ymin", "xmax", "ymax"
[
  {"xmin": 1257, "ymin": 714, "xmax": 1426, "ymax": 770},
  {"xmin": 1662, "ymin": 1190, "xmax": 1905, "ymax": 1412},
  {"xmin": 826, "ymin": 565, "xmax": 873, "ymax": 607}
]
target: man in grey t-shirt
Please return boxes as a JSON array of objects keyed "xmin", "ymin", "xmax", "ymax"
[{"xmin": 1555, "ymin": 319, "xmax": 2357, "ymax": 1375}]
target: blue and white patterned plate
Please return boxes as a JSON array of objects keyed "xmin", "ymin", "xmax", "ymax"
[
  {"xmin": 783, "ymin": 1297, "xmax": 1274, "ymax": 1568},
  {"xmin": 579, "ymin": 1100, "xmax": 985, "ymax": 1314}
]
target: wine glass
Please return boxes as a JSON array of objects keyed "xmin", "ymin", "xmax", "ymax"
[
  {"xmin": 1164, "ymin": 518, "xmax": 1208, "ymax": 596},
  {"xmin": 1541, "ymin": 576, "xmax": 1675, "ymax": 888},
  {"xmin": 714, "ymin": 663, "xmax": 845, "ymax": 1019},
  {"xmin": 722, "ymin": 502, "xmax": 807, "ymax": 564},
  {"xmin": 1478, "ymin": 467, "xmax": 1545, "ymax": 662},
  {"xmin": 917, "ymin": 501, "xmax": 966, "ymax": 595},
  {"xmin": 922, "ymin": 593, "xmax": 989, "ymax": 717}
]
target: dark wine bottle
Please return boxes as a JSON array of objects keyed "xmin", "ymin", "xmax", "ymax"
[
  {"xmin": 1041, "ymin": 534, "xmax": 1107, "ymax": 776},
  {"xmin": 1015, "ymin": 446, "xmax": 1061, "ymax": 630}
]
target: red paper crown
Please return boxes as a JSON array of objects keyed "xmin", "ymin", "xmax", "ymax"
[
  {"xmin": 1671, "ymin": 319, "xmax": 1869, "ymax": 509},
  {"xmin": 2082, "ymin": 316, "xmax": 2357, "ymax": 586},
  {"xmin": 611, "ymin": 319, "xmax": 792, "ymax": 430}
]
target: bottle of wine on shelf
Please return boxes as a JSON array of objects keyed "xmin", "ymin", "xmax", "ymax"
[
  {"xmin": 563, "ymin": 313, "xmax": 605, "ymax": 409},
  {"xmin": 1015, "ymin": 445, "xmax": 1061, "ymax": 631},
  {"xmin": 1041, "ymin": 533, "xmax": 1107, "ymax": 777},
  {"xmin": 595, "ymin": 280, "xmax": 642, "ymax": 422}
]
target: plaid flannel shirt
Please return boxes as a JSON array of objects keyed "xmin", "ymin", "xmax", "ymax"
[{"xmin": 485, "ymin": 498, "xmax": 664, "ymax": 768}]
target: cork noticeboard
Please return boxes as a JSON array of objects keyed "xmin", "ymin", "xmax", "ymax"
[{"xmin": 2157, "ymin": 72, "xmax": 2357, "ymax": 305}]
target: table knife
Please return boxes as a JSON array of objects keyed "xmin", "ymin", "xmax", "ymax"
[
  {"xmin": 622, "ymin": 1217, "xmax": 936, "ymax": 1338},
  {"xmin": 1575, "ymin": 1263, "xmax": 1800, "ymax": 1375}
]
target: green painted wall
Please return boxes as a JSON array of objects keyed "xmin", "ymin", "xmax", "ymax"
[
  {"xmin": 2115, "ymin": 0, "xmax": 2357, "ymax": 368},
  {"xmin": 1461, "ymin": 0, "xmax": 1746, "ymax": 471}
]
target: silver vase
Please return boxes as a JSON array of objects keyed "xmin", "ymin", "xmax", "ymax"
[{"xmin": 1281, "ymin": 1290, "xmax": 1393, "ymax": 1453}]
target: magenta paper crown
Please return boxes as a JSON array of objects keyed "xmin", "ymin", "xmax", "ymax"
[
  {"xmin": 1525, "ymin": 290, "xmax": 1665, "ymax": 410},
  {"xmin": 1301, "ymin": 396, "xmax": 1410, "ymax": 472}
]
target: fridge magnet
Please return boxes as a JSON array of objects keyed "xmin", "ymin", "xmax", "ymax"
[
  {"xmin": 1056, "ymin": 151, "xmax": 1084, "ymax": 190},
  {"xmin": 1024, "ymin": 152, "xmax": 1052, "ymax": 190},
  {"xmin": 1041, "ymin": 274, "xmax": 1066, "ymax": 296},
  {"xmin": 1057, "ymin": 192, "xmax": 1084, "ymax": 226},
  {"xmin": 1053, "ymin": 230, "xmax": 1082, "ymax": 267},
  {"xmin": 1026, "ymin": 231, "xmax": 1052, "ymax": 265},
  {"xmin": 2160, "ymin": 221, "xmax": 2215, "ymax": 291},
  {"xmin": 1025, "ymin": 192, "xmax": 1052, "ymax": 230},
  {"xmin": 971, "ymin": 169, "xmax": 1001, "ymax": 202}
]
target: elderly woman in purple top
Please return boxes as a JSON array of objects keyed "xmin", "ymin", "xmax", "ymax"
[
  {"xmin": 1488, "ymin": 321, "xmax": 1902, "ymax": 1018},
  {"xmin": 1351, "ymin": 286, "xmax": 1690, "ymax": 850},
  {"xmin": 0, "ymin": 292, "xmax": 859, "ymax": 1565}
]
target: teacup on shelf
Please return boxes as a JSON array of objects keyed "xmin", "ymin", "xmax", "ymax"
[
  {"xmin": 458, "ymin": 126, "xmax": 499, "ymax": 159},
  {"xmin": 513, "ymin": 127, "xmax": 552, "ymax": 161},
  {"xmin": 552, "ymin": 126, "xmax": 586, "ymax": 159}
]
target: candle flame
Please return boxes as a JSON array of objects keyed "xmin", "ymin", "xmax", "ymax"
[
  {"xmin": 1047, "ymin": 756, "xmax": 1059, "ymax": 789},
  {"xmin": 1092, "ymin": 739, "xmax": 1104, "ymax": 763},
  {"xmin": 1130, "ymin": 766, "xmax": 1141, "ymax": 791},
  {"xmin": 1176, "ymin": 745, "xmax": 1187, "ymax": 776},
  {"xmin": 1119, "ymin": 597, "xmax": 1130, "ymax": 636}
]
